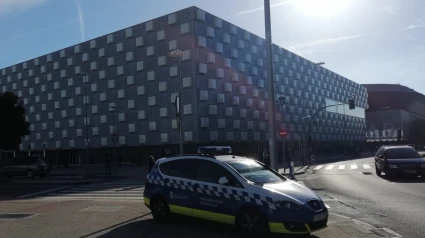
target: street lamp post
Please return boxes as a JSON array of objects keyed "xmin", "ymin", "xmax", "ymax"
[
  {"xmin": 264, "ymin": 0, "xmax": 278, "ymax": 170},
  {"xmin": 302, "ymin": 115, "xmax": 312, "ymax": 165},
  {"xmin": 80, "ymin": 73, "xmax": 90, "ymax": 177},
  {"xmin": 109, "ymin": 103, "xmax": 117, "ymax": 176},
  {"xmin": 278, "ymin": 95, "xmax": 286, "ymax": 169},
  {"xmin": 168, "ymin": 49, "xmax": 184, "ymax": 155}
]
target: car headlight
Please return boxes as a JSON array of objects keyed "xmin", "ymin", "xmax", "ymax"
[
  {"xmin": 389, "ymin": 165, "xmax": 398, "ymax": 168},
  {"xmin": 275, "ymin": 201, "xmax": 301, "ymax": 210}
]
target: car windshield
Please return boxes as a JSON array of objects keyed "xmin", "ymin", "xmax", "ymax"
[
  {"xmin": 386, "ymin": 148, "xmax": 422, "ymax": 159},
  {"xmin": 226, "ymin": 160, "xmax": 286, "ymax": 184}
]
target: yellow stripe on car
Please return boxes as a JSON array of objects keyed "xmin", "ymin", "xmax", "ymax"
[
  {"xmin": 144, "ymin": 197, "xmax": 150, "ymax": 206},
  {"xmin": 169, "ymin": 205, "xmax": 192, "ymax": 216},
  {"xmin": 193, "ymin": 209, "xmax": 235, "ymax": 224},
  {"xmin": 269, "ymin": 222, "xmax": 310, "ymax": 234}
]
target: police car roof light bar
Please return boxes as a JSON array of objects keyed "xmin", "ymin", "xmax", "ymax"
[{"xmin": 197, "ymin": 146, "xmax": 232, "ymax": 155}]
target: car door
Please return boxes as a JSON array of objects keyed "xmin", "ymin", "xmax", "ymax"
[
  {"xmin": 192, "ymin": 159, "xmax": 245, "ymax": 224},
  {"xmin": 158, "ymin": 158, "xmax": 197, "ymax": 217}
]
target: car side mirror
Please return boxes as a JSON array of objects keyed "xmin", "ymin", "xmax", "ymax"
[{"xmin": 218, "ymin": 176, "xmax": 229, "ymax": 185}]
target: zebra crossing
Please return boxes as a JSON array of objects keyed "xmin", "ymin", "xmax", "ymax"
[
  {"xmin": 37, "ymin": 183, "xmax": 144, "ymax": 200},
  {"xmin": 313, "ymin": 164, "xmax": 373, "ymax": 171}
]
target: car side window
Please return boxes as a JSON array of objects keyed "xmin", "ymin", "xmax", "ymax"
[
  {"xmin": 159, "ymin": 159, "xmax": 196, "ymax": 179},
  {"xmin": 195, "ymin": 160, "xmax": 243, "ymax": 188},
  {"xmin": 376, "ymin": 148, "xmax": 383, "ymax": 157}
]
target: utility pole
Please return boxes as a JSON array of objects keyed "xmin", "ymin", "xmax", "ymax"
[{"xmin": 264, "ymin": 0, "xmax": 278, "ymax": 170}]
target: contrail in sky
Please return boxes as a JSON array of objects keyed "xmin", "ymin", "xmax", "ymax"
[
  {"xmin": 76, "ymin": 0, "xmax": 85, "ymax": 42},
  {"xmin": 232, "ymin": 0, "xmax": 296, "ymax": 16}
]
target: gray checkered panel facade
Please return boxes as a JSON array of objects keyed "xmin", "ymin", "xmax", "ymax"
[
  {"xmin": 194, "ymin": 8, "xmax": 367, "ymax": 144},
  {"xmin": 0, "ymin": 7, "xmax": 367, "ymax": 151}
]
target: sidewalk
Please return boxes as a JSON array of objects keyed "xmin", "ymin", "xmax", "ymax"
[{"xmin": 1, "ymin": 164, "xmax": 147, "ymax": 185}]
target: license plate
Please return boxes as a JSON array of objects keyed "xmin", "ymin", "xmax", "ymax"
[
  {"xmin": 404, "ymin": 170, "xmax": 416, "ymax": 174},
  {"xmin": 313, "ymin": 212, "xmax": 327, "ymax": 222}
]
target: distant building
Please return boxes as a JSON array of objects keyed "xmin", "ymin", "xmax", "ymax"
[
  {"xmin": 0, "ymin": 7, "xmax": 368, "ymax": 163},
  {"xmin": 364, "ymin": 84, "xmax": 425, "ymax": 148}
]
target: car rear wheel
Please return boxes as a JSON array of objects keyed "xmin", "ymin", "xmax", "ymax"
[
  {"xmin": 238, "ymin": 208, "xmax": 269, "ymax": 238},
  {"xmin": 26, "ymin": 170, "xmax": 35, "ymax": 179},
  {"xmin": 150, "ymin": 196, "xmax": 171, "ymax": 223}
]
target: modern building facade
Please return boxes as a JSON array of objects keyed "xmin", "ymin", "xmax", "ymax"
[
  {"xmin": 364, "ymin": 84, "xmax": 425, "ymax": 149},
  {"xmin": 0, "ymin": 7, "xmax": 368, "ymax": 160}
]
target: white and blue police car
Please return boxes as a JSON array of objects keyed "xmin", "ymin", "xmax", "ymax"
[{"xmin": 143, "ymin": 146, "xmax": 328, "ymax": 237}]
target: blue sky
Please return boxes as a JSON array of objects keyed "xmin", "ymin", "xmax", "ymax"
[{"xmin": 0, "ymin": 0, "xmax": 424, "ymax": 94}]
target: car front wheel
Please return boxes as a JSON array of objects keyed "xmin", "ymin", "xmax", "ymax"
[
  {"xmin": 375, "ymin": 165, "xmax": 381, "ymax": 177},
  {"xmin": 150, "ymin": 196, "xmax": 171, "ymax": 223},
  {"xmin": 26, "ymin": 170, "xmax": 35, "ymax": 179},
  {"xmin": 238, "ymin": 208, "xmax": 269, "ymax": 238}
]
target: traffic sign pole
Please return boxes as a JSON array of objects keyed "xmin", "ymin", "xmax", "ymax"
[{"xmin": 279, "ymin": 129, "xmax": 288, "ymax": 173}]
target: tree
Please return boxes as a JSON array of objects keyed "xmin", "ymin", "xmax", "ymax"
[{"xmin": 0, "ymin": 92, "xmax": 30, "ymax": 151}]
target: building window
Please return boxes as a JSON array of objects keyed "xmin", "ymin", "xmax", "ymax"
[
  {"xmin": 137, "ymin": 86, "xmax": 145, "ymax": 95},
  {"xmin": 136, "ymin": 37, "xmax": 144, "ymax": 47},
  {"xmin": 92, "ymin": 105, "xmax": 98, "ymax": 114},
  {"xmin": 119, "ymin": 113, "xmax": 125, "ymax": 122},
  {"xmin": 108, "ymin": 80, "xmax": 115, "ymax": 89},
  {"xmin": 148, "ymin": 71, "xmax": 155, "ymax": 81},
  {"xmin": 148, "ymin": 96, "xmax": 156, "ymax": 106},
  {"xmin": 69, "ymin": 119, "xmax": 75, "ymax": 127},
  {"xmin": 118, "ymin": 89, "xmax": 125, "ymax": 98},
  {"xmin": 128, "ymin": 100, "xmax": 135, "ymax": 109},
  {"xmin": 92, "ymin": 127, "xmax": 99, "ymax": 136},
  {"xmin": 61, "ymin": 110, "xmax": 67, "ymax": 117},
  {"xmin": 159, "ymin": 82, "xmax": 167, "ymax": 92},
  {"xmin": 181, "ymin": 23, "xmax": 190, "ymax": 34},
  {"xmin": 126, "ymin": 52, "xmax": 134, "ymax": 61},
  {"xmin": 149, "ymin": 121, "xmax": 156, "ymax": 131},
  {"xmin": 160, "ymin": 107, "xmax": 168, "ymax": 117},
  {"xmin": 147, "ymin": 46, "xmax": 155, "ymax": 56},
  {"xmin": 184, "ymin": 104, "xmax": 192, "ymax": 115}
]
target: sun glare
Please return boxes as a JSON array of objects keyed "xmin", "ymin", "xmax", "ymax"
[{"xmin": 295, "ymin": 0, "xmax": 352, "ymax": 17}]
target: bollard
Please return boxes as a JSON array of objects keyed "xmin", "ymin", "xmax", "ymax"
[{"xmin": 289, "ymin": 161, "xmax": 295, "ymax": 180}]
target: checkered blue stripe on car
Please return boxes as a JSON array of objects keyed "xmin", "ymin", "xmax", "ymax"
[{"xmin": 147, "ymin": 175, "xmax": 277, "ymax": 210}]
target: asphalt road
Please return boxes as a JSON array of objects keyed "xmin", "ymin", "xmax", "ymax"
[{"xmin": 302, "ymin": 157, "xmax": 425, "ymax": 238}]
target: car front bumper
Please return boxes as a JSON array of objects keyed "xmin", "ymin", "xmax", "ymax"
[
  {"xmin": 387, "ymin": 166, "xmax": 425, "ymax": 175},
  {"xmin": 269, "ymin": 210, "xmax": 328, "ymax": 234}
]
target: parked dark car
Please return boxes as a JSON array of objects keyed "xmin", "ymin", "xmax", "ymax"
[
  {"xmin": 0, "ymin": 156, "xmax": 49, "ymax": 179},
  {"xmin": 375, "ymin": 145, "xmax": 425, "ymax": 178}
]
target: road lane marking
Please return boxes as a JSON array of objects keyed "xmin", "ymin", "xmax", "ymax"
[
  {"xmin": 314, "ymin": 165, "xmax": 323, "ymax": 170},
  {"xmin": 325, "ymin": 165, "xmax": 334, "ymax": 170},
  {"xmin": 351, "ymin": 165, "xmax": 358, "ymax": 169},
  {"xmin": 325, "ymin": 204, "xmax": 331, "ymax": 209},
  {"xmin": 338, "ymin": 165, "xmax": 345, "ymax": 170},
  {"xmin": 363, "ymin": 164, "xmax": 371, "ymax": 169},
  {"xmin": 17, "ymin": 186, "xmax": 72, "ymax": 199}
]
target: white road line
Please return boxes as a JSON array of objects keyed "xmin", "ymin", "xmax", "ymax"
[
  {"xmin": 351, "ymin": 165, "xmax": 358, "ymax": 170},
  {"xmin": 363, "ymin": 164, "xmax": 371, "ymax": 169},
  {"xmin": 325, "ymin": 165, "xmax": 334, "ymax": 170},
  {"xmin": 16, "ymin": 186, "xmax": 72, "ymax": 199},
  {"xmin": 314, "ymin": 165, "xmax": 323, "ymax": 170},
  {"xmin": 338, "ymin": 165, "xmax": 345, "ymax": 170}
]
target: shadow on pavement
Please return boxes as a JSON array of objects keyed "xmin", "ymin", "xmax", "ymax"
[
  {"xmin": 385, "ymin": 175, "xmax": 425, "ymax": 183},
  {"xmin": 96, "ymin": 215, "xmax": 319, "ymax": 238}
]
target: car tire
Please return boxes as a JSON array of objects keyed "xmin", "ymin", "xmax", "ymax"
[
  {"xmin": 150, "ymin": 196, "xmax": 171, "ymax": 223},
  {"xmin": 26, "ymin": 170, "xmax": 35, "ymax": 179},
  {"xmin": 375, "ymin": 165, "xmax": 381, "ymax": 177},
  {"xmin": 238, "ymin": 208, "xmax": 269, "ymax": 238},
  {"xmin": 384, "ymin": 169, "xmax": 393, "ymax": 179}
]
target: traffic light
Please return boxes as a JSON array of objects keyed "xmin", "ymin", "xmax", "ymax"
[{"xmin": 348, "ymin": 98, "xmax": 355, "ymax": 110}]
